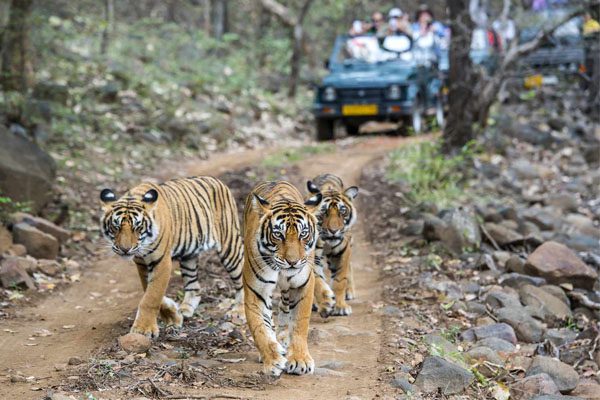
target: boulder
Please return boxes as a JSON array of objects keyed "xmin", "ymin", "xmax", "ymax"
[
  {"xmin": 523, "ymin": 208, "xmax": 556, "ymax": 231},
  {"xmin": 476, "ymin": 337, "xmax": 516, "ymax": 353},
  {"xmin": 37, "ymin": 259, "xmax": 62, "ymax": 276},
  {"xmin": 12, "ymin": 223, "xmax": 59, "ymax": 259},
  {"xmin": 466, "ymin": 346, "xmax": 504, "ymax": 377},
  {"xmin": 500, "ymin": 273, "xmax": 547, "ymax": 288},
  {"xmin": 495, "ymin": 306, "xmax": 545, "ymax": 343},
  {"xmin": 525, "ymin": 241, "xmax": 598, "ymax": 290},
  {"xmin": 440, "ymin": 207, "xmax": 481, "ymax": 252},
  {"xmin": 571, "ymin": 380, "xmax": 600, "ymax": 400},
  {"xmin": 510, "ymin": 373, "xmax": 561, "ymax": 400},
  {"xmin": 460, "ymin": 323, "xmax": 517, "ymax": 344},
  {"xmin": 414, "ymin": 356, "xmax": 474, "ymax": 395},
  {"xmin": 506, "ymin": 255, "xmax": 526, "ymax": 274},
  {"xmin": 484, "ymin": 222, "xmax": 523, "ymax": 245},
  {"xmin": 11, "ymin": 213, "xmax": 70, "ymax": 243},
  {"xmin": 563, "ymin": 214, "xmax": 599, "ymax": 238},
  {"xmin": 485, "ymin": 286, "xmax": 522, "ymax": 309},
  {"xmin": 543, "ymin": 329, "xmax": 578, "ymax": 347},
  {"xmin": 527, "ymin": 356, "xmax": 579, "ymax": 393},
  {"xmin": 546, "ymin": 193, "xmax": 579, "ymax": 213},
  {"xmin": 519, "ymin": 285, "xmax": 573, "ymax": 321},
  {"xmin": 0, "ymin": 126, "xmax": 56, "ymax": 213},
  {"xmin": 0, "ymin": 225, "xmax": 12, "ymax": 254},
  {"xmin": 0, "ymin": 257, "xmax": 35, "ymax": 289}
]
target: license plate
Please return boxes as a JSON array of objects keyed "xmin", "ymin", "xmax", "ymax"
[{"xmin": 342, "ymin": 104, "xmax": 378, "ymax": 116}]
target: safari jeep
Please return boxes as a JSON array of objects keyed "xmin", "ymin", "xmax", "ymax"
[{"xmin": 312, "ymin": 34, "xmax": 445, "ymax": 140}]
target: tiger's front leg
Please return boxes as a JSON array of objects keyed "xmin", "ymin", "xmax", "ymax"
[
  {"xmin": 286, "ymin": 270, "xmax": 315, "ymax": 375},
  {"xmin": 312, "ymin": 249, "xmax": 335, "ymax": 318},
  {"xmin": 330, "ymin": 243, "xmax": 353, "ymax": 316},
  {"xmin": 132, "ymin": 258, "xmax": 178, "ymax": 338},
  {"xmin": 243, "ymin": 270, "xmax": 286, "ymax": 377}
]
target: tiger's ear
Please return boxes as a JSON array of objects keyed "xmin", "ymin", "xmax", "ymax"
[
  {"xmin": 306, "ymin": 180, "xmax": 320, "ymax": 194},
  {"xmin": 252, "ymin": 193, "xmax": 270, "ymax": 214},
  {"xmin": 304, "ymin": 192, "xmax": 322, "ymax": 211},
  {"xmin": 344, "ymin": 186, "xmax": 359, "ymax": 200},
  {"xmin": 142, "ymin": 189, "xmax": 159, "ymax": 204},
  {"xmin": 100, "ymin": 189, "xmax": 117, "ymax": 205}
]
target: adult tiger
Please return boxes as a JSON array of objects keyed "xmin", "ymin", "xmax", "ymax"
[
  {"xmin": 100, "ymin": 176, "xmax": 244, "ymax": 338},
  {"xmin": 307, "ymin": 173, "xmax": 358, "ymax": 316},
  {"xmin": 242, "ymin": 181, "xmax": 322, "ymax": 376}
]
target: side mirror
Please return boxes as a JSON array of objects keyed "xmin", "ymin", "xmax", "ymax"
[{"xmin": 324, "ymin": 59, "xmax": 330, "ymax": 70}]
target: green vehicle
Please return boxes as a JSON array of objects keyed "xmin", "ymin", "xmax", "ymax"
[{"xmin": 312, "ymin": 34, "xmax": 445, "ymax": 140}]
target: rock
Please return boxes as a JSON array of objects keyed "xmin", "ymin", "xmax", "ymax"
[
  {"xmin": 512, "ymin": 159, "xmax": 541, "ymax": 180},
  {"xmin": 49, "ymin": 393, "xmax": 78, "ymax": 400},
  {"xmin": 511, "ymin": 373, "xmax": 561, "ymax": 400},
  {"xmin": 546, "ymin": 193, "xmax": 579, "ymax": 213},
  {"xmin": 466, "ymin": 346, "xmax": 504, "ymax": 377},
  {"xmin": 6, "ymin": 243, "xmax": 27, "ymax": 257},
  {"xmin": 530, "ymin": 396, "xmax": 584, "ymax": 400},
  {"xmin": 391, "ymin": 374, "xmax": 414, "ymax": 394},
  {"xmin": 439, "ymin": 207, "xmax": 482, "ymax": 252},
  {"xmin": 484, "ymin": 222, "xmax": 523, "ymax": 245},
  {"xmin": 544, "ymin": 329, "xmax": 578, "ymax": 347},
  {"xmin": 500, "ymin": 273, "xmax": 547, "ymax": 288},
  {"xmin": 506, "ymin": 255, "xmax": 526, "ymax": 274},
  {"xmin": 422, "ymin": 213, "xmax": 447, "ymax": 241},
  {"xmin": 12, "ymin": 213, "xmax": 70, "ymax": 243},
  {"xmin": 512, "ymin": 123, "xmax": 555, "ymax": 146},
  {"xmin": 564, "ymin": 214, "xmax": 600, "ymax": 238},
  {"xmin": 524, "ymin": 209, "xmax": 556, "ymax": 231},
  {"xmin": 519, "ymin": 285, "xmax": 572, "ymax": 321},
  {"xmin": 414, "ymin": 356, "xmax": 474, "ymax": 395},
  {"xmin": 12, "ymin": 223, "xmax": 59, "ymax": 259},
  {"xmin": 525, "ymin": 241, "xmax": 598, "ymax": 290},
  {"xmin": 571, "ymin": 380, "xmax": 600, "ymax": 400},
  {"xmin": 424, "ymin": 334, "xmax": 461, "ymax": 360},
  {"xmin": 0, "ymin": 257, "xmax": 35, "ymax": 289},
  {"xmin": 496, "ymin": 306, "xmax": 545, "ymax": 343},
  {"xmin": 118, "ymin": 333, "xmax": 151, "ymax": 353},
  {"xmin": 0, "ymin": 255, "xmax": 37, "ymax": 274},
  {"xmin": 476, "ymin": 337, "xmax": 516, "ymax": 353},
  {"xmin": 0, "ymin": 126, "xmax": 56, "ymax": 213},
  {"xmin": 67, "ymin": 356, "xmax": 84, "ymax": 365},
  {"xmin": 314, "ymin": 367, "xmax": 345, "ymax": 377},
  {"xmin": 0, "ymin": 225, "xmax": 12, "ymax": 254},
  {"xmin": 308, "ymin": 327, "xmax": 332, "ymax": 344},
  {"xmin": 563, "ymin": 235, "xmax": 600, "ymax": 252},
  {"xmin": 37, "ymin": 259, "xmax": 62, "ymax": 276},
  {"xmin": 540, "ymin": 285, "xmax": 570, "ymax": 307},
  {"xmin": 527, "ymin": 356, "xmax": 579, "ymax": 393},
  {"xmin": 460, "ymin": 323, "xmax": 517, "ymax": 344},
  {"xmin": 401, "ymin": 220, "xmax": 424, "ymax": 236},
  {"xmin": 485, "ymin": 286, "xmax": 522, "ymax": 309}
]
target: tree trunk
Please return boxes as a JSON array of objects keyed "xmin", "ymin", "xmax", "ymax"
[
  {"xmin": 202, "ymin": 0, "xmax": 211, "ymax": 35},
  {"xmin": 442, "ymin": 0, "xmax": 477, "ymax": 152},
  {"xmin": 100, "ymin": 0, "xmax": 114, "ymax": 55},
  {"xmin": 0, "ymin": 0, "xmax": 34, "ymax": 93},
  {"xmin": 212, "ymin": 0, "xmax": 227, "ymax": 39}
]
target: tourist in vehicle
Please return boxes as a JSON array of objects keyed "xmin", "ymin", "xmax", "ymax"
[
  {"xmin": 411, "ymin": 5, "xmax": 446, "ymax": 40},
  {"xmin": 366, "ymin": 11, "xmax": 386, "ymax": 37},
  {"xmin": 387, "ymin": 8, "xmax": 412, "ymax": 36},
  {"xmin": 583, "ymin": 12, "xmax": 600, "ymax": 35},
  {"xmin": 348, "ymin": 20, "xmax": 366, "ymax": 37}
]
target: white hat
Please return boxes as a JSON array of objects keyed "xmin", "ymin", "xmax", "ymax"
[{"xmin": 388, "ymin": 8, "xmax": 403, "ymax": 18}]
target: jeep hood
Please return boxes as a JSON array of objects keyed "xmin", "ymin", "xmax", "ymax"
[{"xmin": 322, "ymin": 66, "xmax": 414, "ymax": 89}]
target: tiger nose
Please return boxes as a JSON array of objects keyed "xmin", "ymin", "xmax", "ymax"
[
  {"xmin": 117, "ymin": 245, "xmax": 133, "ymax": 253},
  {"xmin": 286, "ymin": 257, "xmax": 300, "ymax": 266}
]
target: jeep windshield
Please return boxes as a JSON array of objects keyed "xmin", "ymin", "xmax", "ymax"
[{"xmin": 335, "ymin": 35, "xmax": 413, "ymax": 66}]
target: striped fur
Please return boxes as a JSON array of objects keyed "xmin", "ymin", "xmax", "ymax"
[
  {"xmin": 100, "ymin": 176, "xmax": 243, "ymax": 338},
  {"xmin": 307, "ymin": 173, "xmax": 358, "ymax": 316},
  {"xmin": 242, "ymin": 181, "xmax": 321, "ymax": 376}
]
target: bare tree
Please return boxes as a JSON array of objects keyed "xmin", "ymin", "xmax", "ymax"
[
  {"xmin": 0, "ymin": 0, "xmax": 34, "ymax": 92},
  {"xmin": 100, "ymin": 0, "xmax": 115, "ymax": 55},
  {"xmin": 260, "ymin": 0, "xmax": 314, "ymax": 97},
  {"xmin": 443, "ymin": 0, "xmax": 600, "ymax": 152},
  {"xmin": 212, "ymin": 0, "xmax": 228, "ymax": 39}
]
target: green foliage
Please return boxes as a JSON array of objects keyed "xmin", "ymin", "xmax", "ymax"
[
  {"xmin": 0, "ymin": 193, "xmax": 31, "ymax": 224},
  {"xmin": 386, "ymin": 141, "xmax": 478, "ymax": 207},
  {"xmin": 440, "ymin": 325, "xmax": 462, "ymax": 343},
  {"xmin": 262, "ymin": 143, "xmax": 336, "ymax": 168}
]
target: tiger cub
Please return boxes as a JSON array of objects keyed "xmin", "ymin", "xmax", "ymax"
[
  {"xmin": 307, "ymin": 173, "xmax": 358, "ymax": 316},
  {"xmin": 100, "ymin": 176, "xmax": 244, "ymax": 338},
  {"xmin": 242, "ymin": 181, "xmax": 322, "ymax": 376}
]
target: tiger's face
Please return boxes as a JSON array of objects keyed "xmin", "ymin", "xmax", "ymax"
[
  {"xmin": 308, "ymin": 183, "xmax": 358, "ymax": 241},
  {"xmin": 100, "ymin": 188, "xmax": 160, "ymax": 258},
  {"xmin": 253, "ymin": 194, "xmax": 321, "ymax": 272}
]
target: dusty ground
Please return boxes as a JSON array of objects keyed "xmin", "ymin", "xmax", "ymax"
[{"xmin": 0, "ymin": 134, "xmax": 433, "ymax": 400}]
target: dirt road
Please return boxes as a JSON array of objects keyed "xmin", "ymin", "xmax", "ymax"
[{"xmin": 1, "ymin": 135, "xmax": 428, "ymax": 400}]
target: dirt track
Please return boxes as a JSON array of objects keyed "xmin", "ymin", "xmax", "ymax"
[{"xmin": 0, "ymin": 135, "xmax": 430, "ymax": 400}]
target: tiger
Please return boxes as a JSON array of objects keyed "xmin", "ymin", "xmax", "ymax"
[
  {"xmin": 306, "ymin": 173, "xmax": 358, "ymax": 316},
  {"xmin": 242, "ymin": 181, "xmax": 322, "ymax": 376},
  {"xmin": 100, "ymin": 176, "xmax": 244, "ymax": 338}
]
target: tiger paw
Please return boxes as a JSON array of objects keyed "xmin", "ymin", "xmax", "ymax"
[
  {"xmin": 179, "ymin": 303, "xmax": 195, "ymax": 319},
  {"xmin": 331, "ymin": 304, "xmax": 352, "ymax": 316},
  {"xmin": 131, "ymin": 319, "xmax": 160, "ymax": 339},
  {"xmin": 345, "ymin": 289, "xmax": 355, "ymax": 301},
  {"xmin": 262, "ymin": 354, "xmax": 288, "ymax": 377},
  {"xmin": 225, "ymin": 302, "xmax": 246, "ymax": 322},
  {"xmin": 159, "ymin": 298, "xmax": 184, "ymax": 327},
  {"xmin": 286, "ymin": 352, "xmax": 314, "ymax": 375}
]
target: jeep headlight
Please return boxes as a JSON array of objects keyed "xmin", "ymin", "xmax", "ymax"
[
  {"xmin": 323, "ymin": 87, "xmax": 337, "ymax": 102},
  {"xmin": 388, "ymin": 84, "xmax": 401, "ymax": 100}
]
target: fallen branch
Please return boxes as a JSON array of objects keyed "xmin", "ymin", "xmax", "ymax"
[
  {"xmin": 479, "ymin": 223, "xmax": 501, "ymax": 251},
  {"xmin": 568, "ymin": 291, "xmax": 600, "ymax": 310}
]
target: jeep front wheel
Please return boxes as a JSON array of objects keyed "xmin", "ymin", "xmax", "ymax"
[{"xmin": 316, "ymin": 118, "xmax": 335, "ymax": 141}]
